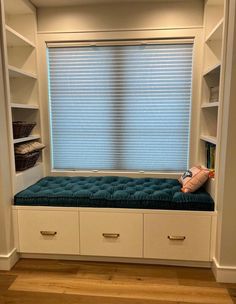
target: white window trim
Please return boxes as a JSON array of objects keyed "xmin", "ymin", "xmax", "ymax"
[{"xmin": 37, "ymin": 28, "xmax": 203, "ymax": 178}]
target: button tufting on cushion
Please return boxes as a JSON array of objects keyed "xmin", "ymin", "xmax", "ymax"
[{"xmin": 14, "ymin": 176, "xmax": 214, "ymax": 211}]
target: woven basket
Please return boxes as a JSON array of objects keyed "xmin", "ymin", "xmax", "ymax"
[
  {"xmin": 13, "ymin": 121, "xmax": 36, "ymax": 139},
  {"xmin": 15, "ymin": 151, "xmax": 40, "ymax": 171}
]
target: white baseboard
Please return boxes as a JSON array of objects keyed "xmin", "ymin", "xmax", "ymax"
[
  {"xmin": 20, "ymin": 253, "xmax": 211, "ymax": 268},
  {"xmin": 212, "ymin": 257, "xmax": 236, "ymax": 283},
  {"xmin": 0, "ymin": 248, "xmax": 19, "ymax": 271}
]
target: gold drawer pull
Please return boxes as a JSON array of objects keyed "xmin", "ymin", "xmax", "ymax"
[
  {"xmin": 40, "ymin": 231, "xmax": 57, "ymax": 236},
  {"xmin": 168, "ymin": 235, "xmax": 186, "ymax": 241},
  {"xmin": 102, "ymin": 233, "xmax": 120, "ymax": 239}
]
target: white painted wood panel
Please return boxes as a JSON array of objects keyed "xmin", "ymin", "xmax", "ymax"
[
  {"xmin": 18, "ymin": 209, "xmax": 79, "ymax": 254},
  {"xmin": 14, "ymin": 162, "xmax": 44, "ymax": 194},
  {"xmin": 80, "ymin": 211, "xmax": 143, "ymax": 258},
  {"xmin": 144, "ymin": 214, "xmax": 212, "ymax": 261}
]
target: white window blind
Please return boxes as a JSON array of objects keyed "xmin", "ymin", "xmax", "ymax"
[{"xmin": 47, "ymin": 42, "xmax": 193, "ymax": 171}]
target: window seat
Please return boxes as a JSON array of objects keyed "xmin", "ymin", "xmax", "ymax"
[{"xmin": 14, "ymin": 176, "xmax": 214, "ymax": 211}]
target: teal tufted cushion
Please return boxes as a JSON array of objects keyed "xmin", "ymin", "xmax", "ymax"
[{"xmin": 14, "ymin": 176, "xmax": 214, "ymax": 211}]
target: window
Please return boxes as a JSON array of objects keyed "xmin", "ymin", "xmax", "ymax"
[{"xmin": 47, "ymin": 42, "xmax": 193, "ymax": 171}]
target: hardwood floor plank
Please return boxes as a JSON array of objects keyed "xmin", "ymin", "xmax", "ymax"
[
  {"xmin": 0, "ymin": 274, "xmax": 17, "ymax": 292},
  {"xmin": 1, "ymin": 290, "xmax": 177, "ymax": 304},
  {"xmin": 0, "ymin": 259, "xmax": 234, "ymax": 304},
  {"xmin": 10, "ymin": 275, "xmax": 233, "ymax": 304},
  {"xmin": 75, "ymin": 263, "xmax": 179, "ymax": 285},
  {"xmin": 176, "ymin": 267, "xmax": 221, "ymax": 288},
  {"xmin": 227, "ymin": 288, "xmax": 236, "ymax": 304},
  {"xmin": 10, "ymin": 259, "xmax": 79, "ymax": 275},
  {"xmin": 11, "ymin": 260, "xmax": 179, "ymax": 285}
]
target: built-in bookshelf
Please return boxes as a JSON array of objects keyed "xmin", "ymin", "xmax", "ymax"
[
  {"xmin": 199, "ymin": 0, "xmax": 226, "ymax": 199},
  {"xmin": 201, "ymin": 101, "xmax": 219, "ymax": 108},
  {"xmin": 1, "ymin": 0, "xmax": 44, "ymax": 194},
  {"xmin": 11, "ymin": 103, "xmax": 39, "ymax": 110},
  {"xmin": 8, "ymin": 65, "xmax": 37, "ymax": 79},
  {"xmin": 13, "ymin": 135, "xmax": 41, "ymax": 144},
  {"xmin": 205, "ymin": 18, "xmax": 223, "ymax": 42},
  {"xmin": 200, "ymin": 135, "xmax": 217, "ymax": 145},
  {"xmin": 5, "ymin": 25, "xmax": 36, "ymax": 48}
]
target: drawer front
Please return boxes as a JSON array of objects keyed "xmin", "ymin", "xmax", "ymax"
[
  {"xmin": 144, "ymin": 214, "xmax": 211, "ymax": 261},
  {"xmin": 80, "ymin": 212, "xmax": 143, "ymax": 258},
  {"xmin": 18, "ymin": 210, "xmax": 79, "ymax": 254}
]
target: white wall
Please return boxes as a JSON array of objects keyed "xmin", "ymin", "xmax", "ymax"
[{"xmin": 37, "ymin": 0, "xmax": 204, "ymax": 33}]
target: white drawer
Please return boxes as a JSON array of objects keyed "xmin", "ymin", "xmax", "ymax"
[
  {"xmin": 144, "ymin": 213, "xmax": 212, "ymax": 261},
  {"xmin": 80, "ymin": 212, "xmax": 143, "ymax": 258},
  {"xmin": 18, "ymin": 209, "xmax": 79, "ymax": 254}
]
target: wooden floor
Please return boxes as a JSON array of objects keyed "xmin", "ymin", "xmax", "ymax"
[{"xmin": 0, "ymin": 259, "xmax": 236, "ymax": 304}]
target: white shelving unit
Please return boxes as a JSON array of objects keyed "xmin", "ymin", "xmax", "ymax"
[
  {"xmin": 201, "ymin": 101, "xmax": 219, "ymax": 108},
  {"xmin": 11, "ymin": 103, "xmax": 39, "ymax": 110},
  {"xmin": 205, "ymin": 18, "xmax": 223, "ymax": 42},
  {"xmin": 8, "ymin": 65, "xmax": 37, "ymax": 79},
  {"xmin": 199, "ymin": 0, "xmax": 226, "ymax": 200},
  {"xmin": 5, "ymin": 25, "xmax": 35, "ymax": 47},
  {"xmin": 1, "ymin": 0, "xmax": 44, "ymax": 194},
  {"xmin": 200, "ymin": 135, "xmax": 217, "ymax": 145},
  {"xmin": 13, "ymin": 135, "xmax": 41, "ymax": 144},
  {"xmin": 203, "ymin": 62, "xmax": 221, "ymax": 77}
]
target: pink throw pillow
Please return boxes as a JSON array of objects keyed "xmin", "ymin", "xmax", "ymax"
[{"xmin": 179, "ymin": 166, "xmax": 210, "ymax": 193}]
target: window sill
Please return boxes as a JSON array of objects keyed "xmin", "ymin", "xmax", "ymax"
[{"xmin": 50, "ymin": 169, "xmax": 182, "ymax": 179}]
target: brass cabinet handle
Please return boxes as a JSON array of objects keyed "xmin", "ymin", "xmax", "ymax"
[
  {"xmin": 168, "ymin": 235, "xmax": 186, "ymax": 241},
  {"xmin": 102, "ymin": 233, "xmax": 120, "ymax": 238},
  {"xmin": 40, "ymin": 231, "xmax": 57, "ymax": 236}
]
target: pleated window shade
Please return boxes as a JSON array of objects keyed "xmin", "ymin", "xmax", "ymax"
[{"xmin": 47, "ymin": 43, "xmax": 193, "ymax": 171}]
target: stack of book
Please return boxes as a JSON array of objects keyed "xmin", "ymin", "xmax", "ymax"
[{"xmin": 206, "ymin": 142, "xmax": 216, "ymax": 169}]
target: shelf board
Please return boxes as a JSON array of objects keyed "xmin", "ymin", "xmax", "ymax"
[
  {"xmin": 11, "ymin": 103, "xmax": 39, "ymax": 110},
  {"xmin": 205, "ymin": 18, "xmax": 223, "ymax": 42},
  {"xmin": 203, "ymin": 62, "xmax": 221, "ymax": 77},
  {"xmin": 200, "ymin": 135, "xmax": 217, "ymax": 145},
  {"xmin": 201, "ymin": 102, "xmax": 219, "ymax": 108},
  {"xmin": 6, "ymin": 25, "xmax": 35, "ymax": 48},
  {"xmin": 13, "ymin": 135, "xmax": 40, "ymax": 144},
  {"xmin": 8, "ymin": 65, "xmax": 37, "ymax": 79}
]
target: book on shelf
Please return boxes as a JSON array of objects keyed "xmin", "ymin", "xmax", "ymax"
[{"xmin": 205, "ymin": 142, "xmax": 216, "ymax": 170}]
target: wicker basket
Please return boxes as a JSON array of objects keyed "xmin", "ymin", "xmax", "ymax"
[
  {"xmin": 13, "ymin": 121, "xmax": 36, "ymax": 139},
  {"xmin": 15, "ymin": 151, "xmax": 40, "ymax": 171}
]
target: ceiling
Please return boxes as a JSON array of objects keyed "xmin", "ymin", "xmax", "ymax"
[{"xmin": 30, "ymin": 0, "xmax": 181, "ymax": 8}]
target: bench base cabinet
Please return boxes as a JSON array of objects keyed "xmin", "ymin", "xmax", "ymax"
[
  {"xmin": 80, "ymin": 212, "xmax": 143, "ymax": 258},
  {"xmin": 13, "ymin": 208, "xmax": 214, "ymax": 263},
  {"xmin": 17, "ymin": 209, "xmax": 79, "ymax": 254},
  {"xmin": 144, "ymin": 214, "xmax": 212, "ymax": 261}
]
